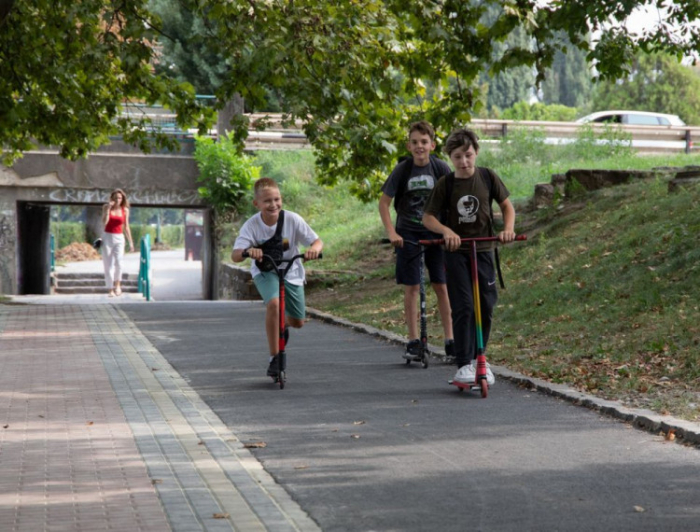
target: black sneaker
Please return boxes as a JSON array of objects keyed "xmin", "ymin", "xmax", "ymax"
[
  {"xmin": 444, "ymin": 340, "xmax": 456, "ymax": 365},
  {"xmin": 405, "ymin": 339, "xmax": 421, "ymax": 358},
  {"xmin": 266, "ymin": 356, "xmax": 279, "ymax": 377}
]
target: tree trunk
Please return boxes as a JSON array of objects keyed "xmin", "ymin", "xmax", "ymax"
[{"xmin": 216, "ymin": 94, "xmax": 245, "ymax": 139}]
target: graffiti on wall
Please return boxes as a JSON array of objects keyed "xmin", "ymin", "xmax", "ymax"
[{"xmin": 47, "ymin": 188, "xmax": 204, "ymax": 206}]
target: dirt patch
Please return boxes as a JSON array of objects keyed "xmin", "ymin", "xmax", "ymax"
[{"xmin": 55, "ymin": 242, "xmax": 101, "ymax": 262}]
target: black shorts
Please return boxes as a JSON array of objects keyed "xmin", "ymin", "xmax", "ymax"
[{"xmin": 395, "ymin": 229, "xmax": 447, "ymax": 286}]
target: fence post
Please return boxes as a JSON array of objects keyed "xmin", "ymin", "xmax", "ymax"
[
  {"xmin": 686, "ymin": 129, "xmax": 692, "ymax": 154},
  {"xmin": 138, "ymin": 234, "xmax": 152, "ymax": 301}
]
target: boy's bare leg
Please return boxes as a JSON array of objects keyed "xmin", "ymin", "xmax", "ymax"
[
  {"xmin": 265, "ymin": 299, "xmax": 280, "ymax": 356},
  {"xmin": 403, "ymin": 285, "xmax": 420, "ymax": 340},
  {"xmin": 432, "ymin": 282, "xmax": 453, "ymax": 340}
]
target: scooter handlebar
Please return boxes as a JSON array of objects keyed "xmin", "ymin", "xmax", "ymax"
[{"xmin": 418, "ymin": 234, "xmax": 527, "ymax": 246}]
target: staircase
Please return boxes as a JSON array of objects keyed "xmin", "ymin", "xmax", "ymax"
[{"xmin": 53, "ymin": 273, "xmax": 140, "ymax": 295}]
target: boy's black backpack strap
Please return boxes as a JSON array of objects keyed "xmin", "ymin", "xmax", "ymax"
[
  {"xmin": 444, "ymin": 171, "xmax": 455, "ymax": 221},
  {"xmin": 479, "ymin": 167, "xmax": 506, "ymax": 289},
  {"xmin": 256, "ymin": 210, "xmax": 285, "ymax": 272},
  {"xmin": 273, "ymin": 209, "xmax": 285, "ymax": 239},
  {"xmin": 392, "ymin": 156, "xmax": 413, "ymax": 212}
]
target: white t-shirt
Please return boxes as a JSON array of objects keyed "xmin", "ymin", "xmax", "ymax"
[{"xmin": 233, "ymin": 210, "xmax": 319, "ymax": 285}]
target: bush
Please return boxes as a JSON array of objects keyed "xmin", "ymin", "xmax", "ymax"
[
  {"xmin": 52, "ymin": 222, "xmax": 86, "ymax": 249},
  {"xmin": 502, "ymin": 102, "xmax": 579, "ymax": 122},
  {"xmin": 194, "ymin": 135, "xmax": 260, "ymax": 216}
]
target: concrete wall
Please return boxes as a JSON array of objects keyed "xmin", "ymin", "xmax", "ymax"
[
  {"xmin": 0, "ymin": 140, "xmax": 211, "ymax": 295},
  {"xmin": 218, "ymin": 263, "xmax": 261, "ymax": 301}
]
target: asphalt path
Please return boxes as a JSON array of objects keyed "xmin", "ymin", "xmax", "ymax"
[{"xmin": 122, "ymin": 302, "xmax": 700, "ymax": 532}]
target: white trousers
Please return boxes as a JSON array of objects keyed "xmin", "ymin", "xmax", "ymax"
[{"xmin": 102, "ymin": 232, "xmax": 125, "ymax": 288}]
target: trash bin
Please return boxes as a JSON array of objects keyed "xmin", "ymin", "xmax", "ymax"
[{"xmin": 184, "ymin": 210, "xmax": 204, "ymax": 261}]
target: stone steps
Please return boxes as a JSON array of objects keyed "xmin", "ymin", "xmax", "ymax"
[{"xmin": 53, "ymin": 272, "xmax": 140, "ymax": 294}]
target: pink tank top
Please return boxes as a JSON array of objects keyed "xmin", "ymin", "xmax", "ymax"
[{"xmin": 105, "ymin": 208, "xmax": 125, "ymax": 234}]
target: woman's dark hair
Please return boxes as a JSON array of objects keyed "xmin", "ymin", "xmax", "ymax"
[{"xmin": 444, "ymin": 128, "xmax": 480, "ymax": 155}]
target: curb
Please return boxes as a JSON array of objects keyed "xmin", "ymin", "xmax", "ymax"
[{"xmin": 307, "ymin": 307, "xmax": 700, "ymax": 447}]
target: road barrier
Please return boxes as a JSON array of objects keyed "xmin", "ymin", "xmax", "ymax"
[{"xmin": 119, "ymin": 111, "xmax": 700, "ymax": 153}]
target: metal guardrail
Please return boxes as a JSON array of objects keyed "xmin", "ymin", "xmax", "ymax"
[
  {"xmin": 117, "ymin": 109, "xmax": 699, "ymax": 152},
  {"xmin": 138, "ymin": 234, "xmax": 152, "ymax": 301}
]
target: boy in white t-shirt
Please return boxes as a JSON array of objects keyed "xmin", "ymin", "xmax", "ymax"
[{"xmin": 232, "ymin": 178, "xmax": 323, "ymax": 377}]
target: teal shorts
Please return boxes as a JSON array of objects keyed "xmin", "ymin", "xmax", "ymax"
[{"xmin": 253, "ymin": 272, "xmax": 306, "ymax": 320}]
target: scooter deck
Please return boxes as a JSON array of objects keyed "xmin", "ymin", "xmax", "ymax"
[
  {"xmin": 402, "ymin": 352, "xmax": 429, "ymax": 368},
  {"xmin": 448, "ymin": 379, "xmax": 480, "ymax": 391},
  {"xmin": 448, "ymin": 379, "xmax": 488, "ymax": 397}
]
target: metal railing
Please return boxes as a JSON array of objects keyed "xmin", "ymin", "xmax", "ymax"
[
  {"xmin": 117, "ymin": 108, "xmax": 700, "ymax": 153},
  {"xmin": 138, "ymin": 234, "xmax": 152, "ymax": 301}
]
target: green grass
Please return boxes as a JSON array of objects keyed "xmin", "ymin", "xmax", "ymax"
[{"xmin": 235, "ymin": 141, "xmax": 700, "ymax": 421}]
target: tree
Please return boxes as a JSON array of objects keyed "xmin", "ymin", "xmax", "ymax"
[
  {"xmin": 0, "ymin": 0, "xmax": 214, "ymax": 164},
  {"xmin": 479, "ymin": 3, "xmax": 535, "ymax": 112},
  {"xmin": 540, "ymin": 33, "xmax": 593, "ymax": 109},
  {"xmin": 591, "ymin": 53, "xmax": 700, "ymax": 125},
  {"xmin": 149, "ymin": 0, "xmax": 227, "ymax": 96},
  {"xmin": 3, "ymin": 1, "xmax": 700, "ymax": 197}
]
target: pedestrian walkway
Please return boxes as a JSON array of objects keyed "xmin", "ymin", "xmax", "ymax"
[
  {"xmin": 0, "ymin": 303, "xmax": 320, "ymax": 532},
  {"xmin": 55, "ymin": 249, "xmax": 203, "ymax": 301}
]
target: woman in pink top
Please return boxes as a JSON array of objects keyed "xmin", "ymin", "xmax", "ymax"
[{"xmin": 100, "ymin": 189, "xmax": 134, "ymax": 297}]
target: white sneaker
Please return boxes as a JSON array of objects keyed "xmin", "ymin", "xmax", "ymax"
[
  {"xmin": 453, "ymin": 363, "xmax": 476, "ymax": 384},
  {"xmin": 485, "ymin": 363, "xmax": 495, "ymax": 386}
]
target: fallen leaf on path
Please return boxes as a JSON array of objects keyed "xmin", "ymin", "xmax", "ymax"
[
  {"xmin": 634, "ymin": 506, "xmax": 645, "ymax": 513},
  {"xmin": 244, "ymin": 441, "xmax": 267, "ymax": 449},
  {"xmin": 351, "ymin": 434, "xmax": 361, "ymax": 439},
  {"xmin": 86, "ymin": 421, "xmax": 94, "ymax": 426},
  {"xmin": 2, "ymin": 425, "xmax": 8, "ymax": 429},
  {"xmin": 353, "ymin": 420, "xmax": 366, "ymax": 425},
  {"xmin": 151, "ymin": 479, "xmax": 163, "ymax": 485},
  {"xmin": 665, "ymin": 429, "xmax": 676, "ymax": 441},
  {"xmin": 213, "ymin": 513, "xmax": 230, "ymax": 519},
  {"xmin": 294, "ymin": 465, "xmax": 309, "ymax": 470}
]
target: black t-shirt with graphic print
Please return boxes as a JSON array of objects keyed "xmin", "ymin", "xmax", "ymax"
[
  {"xmin": 381, "ymin": 158, "xmax": 451, "ymax": 232},
  {"xmin": 423, "ymin": 167, "xmax": 510, "ymax": 252}
]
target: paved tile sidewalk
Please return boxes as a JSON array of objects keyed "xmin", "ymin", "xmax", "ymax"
[
  {"xmin": 0, "ymin": 305, "xmax": 169, "ymax": 532},
  {"xmin": 0, "ymin": 304, "xmax": 320, "ymax": 532}
]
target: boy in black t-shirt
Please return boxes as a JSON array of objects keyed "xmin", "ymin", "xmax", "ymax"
[
  {"xmin": 423, "ymin": 128, "xmax": 516, "ymax": 385},
  {"xmin": 379, "ymin": 121, "xmax": 455, "ymax": 360}
]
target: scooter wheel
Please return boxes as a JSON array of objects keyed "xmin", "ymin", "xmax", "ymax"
[
  {"xmin": 405, "ymin": 359, "xmax": 411, "ymax": 365},
  {"xmin": 480, "ymin": 380, "xmax": 488, "ymax": 398},
  {"xmin": 421, "ymin": 356, "xmax": 429, "ymax": 369},
  {"xmin": 279, "ymin": 371, "xmax": 286, "ymax": 389}
]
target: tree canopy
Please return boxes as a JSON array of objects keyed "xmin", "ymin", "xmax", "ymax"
[
  {"xmin": 2, "ymin": 0, "xmax": 699, "ymax": 197},
  {"xmin": 0, "ymin": 0, "xmax": 214, "ymax": 163}
]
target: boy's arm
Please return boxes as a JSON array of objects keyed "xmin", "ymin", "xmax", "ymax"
[
  {"xmin": 304, "ymin": 238, "xmax": 323, "ymax": 260},
  {"xmin": 498, "ymin": 198, "xmax": 516, "ymax": 243},
  {"xmin": 422, "ymin": 214, "xmax": 461, "ymax": 252},
  {"xmin": 378, "ymin": 193, "xmax": 403, "ymax": 247}
]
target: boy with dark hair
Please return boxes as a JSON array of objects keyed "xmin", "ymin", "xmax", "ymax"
[
  {"xmin": 232, "ymin": 178, "xmax": 323, "ymax": 377},
  {"xmin": 422, "ymin": 128, "xmax": 516, "ymax": 385},
  {"xmin": 379, "ymin": 120, "xmax": 455, "ymax": 361}
]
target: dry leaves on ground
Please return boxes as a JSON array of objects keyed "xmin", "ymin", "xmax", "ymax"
[{"xmin": 56, "ymin": 242, "xmax": 101, "ymax": 262}]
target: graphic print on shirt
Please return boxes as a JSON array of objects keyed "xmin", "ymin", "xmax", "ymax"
[
  {"xmin": 405, "ymin": 174, "xmax": 435, "ymax": 222},
  {"xmin": 457, "ymin": 195, "xmax": 479, "ymax": 224}
]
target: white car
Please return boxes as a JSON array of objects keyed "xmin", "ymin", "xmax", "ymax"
[
  {"xmin": 572, "ymin": 110, "xmax": 690, "ymax": 150},
  {"xmin": 576, "ymin": 110, "xmax": 686, "ymax": 127}
]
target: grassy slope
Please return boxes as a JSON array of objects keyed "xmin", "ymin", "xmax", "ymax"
[{"xmin": 248, "ymin": 146, "xmax": 700, "ymax": 421}]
